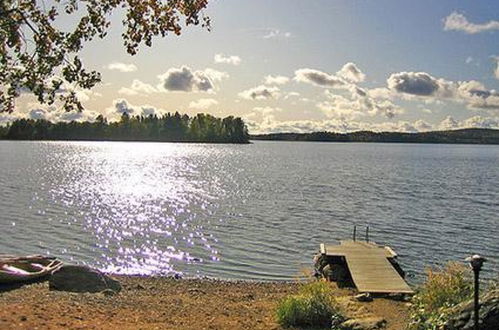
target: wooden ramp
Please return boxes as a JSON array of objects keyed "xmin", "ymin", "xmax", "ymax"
[{"xmin": 321, "ymin": 240, "xmax": 413, "ymax": 294}]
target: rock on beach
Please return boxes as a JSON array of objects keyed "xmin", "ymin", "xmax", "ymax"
[{"xmin": 49, "ymin": 265, "xmax": 122, "ymax": 293}]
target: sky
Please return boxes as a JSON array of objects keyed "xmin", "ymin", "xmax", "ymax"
[{"xmin": 4, "ymin": 0, "xmax": 499, "ymax": 133}]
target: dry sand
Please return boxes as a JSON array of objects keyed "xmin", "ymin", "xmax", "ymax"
[{"xmin": 0, "ymin": 276, "xmax": 410, "ymax": 329}]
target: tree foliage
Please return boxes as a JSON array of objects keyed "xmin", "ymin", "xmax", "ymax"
[
  {"xmin": 0, "ymin": 0, "xmax": 210, "ymax": 112},
  {"xmin": 1, "ymin": 112, "xmax": 249, "ymax": 143}
]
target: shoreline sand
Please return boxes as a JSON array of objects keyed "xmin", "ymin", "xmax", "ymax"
[{"xmin": 0, "ymin": 275, "xmax": 410, "ymax": 329}]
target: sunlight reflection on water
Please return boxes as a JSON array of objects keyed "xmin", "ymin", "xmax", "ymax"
[{"xmin": 44, "ymin": 142, "xmax": 225, "ymax": 276}]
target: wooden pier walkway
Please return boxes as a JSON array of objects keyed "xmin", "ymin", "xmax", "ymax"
[{"xmin": 320, "ymin": 240, "xmax": 413, "ymax": 294}]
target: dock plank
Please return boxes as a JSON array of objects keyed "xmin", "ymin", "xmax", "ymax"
[
  {"xmin": 321, "ymin": 241, "xmax": 413, "ymax": 294},
  {"xmin": 323, "ymin": 243, "xmax": 396, "ymax": 259}
]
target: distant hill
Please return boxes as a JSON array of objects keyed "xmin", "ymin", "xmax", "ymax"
[{"xmin": 251, "ymin": 128, "xmax": 499, "ymax": 145}]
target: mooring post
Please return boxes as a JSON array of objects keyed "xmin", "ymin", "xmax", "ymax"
[
  {"xmin": 466, "ymin": 254, "xmax": 486, "ymax": 330},
  {"xmin": 353, "ymin": 225, "xmax": 357, "ymax": 241},
  {"xmin": 365, "ymin": 226, "xmax": 369, "ymax": 243}
]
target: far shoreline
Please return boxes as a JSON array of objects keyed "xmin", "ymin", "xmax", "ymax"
[
  {"xmin": 0, "ymin": 138, "xmax": 252, "ymax": 145},
  {"xmin": 250, "ymin": 128, "xmax": 499, "ymax": 145},
  {"xmin": 2, "ymin": 127, "xmax": 499, "ymax": 145},
  {"xmin": 1, "ymin": 137, "xmax": 498, "ymax": 147},
  {"xmin": 252, "ymin": 139, "xmax": 499, "ymax": 146}
]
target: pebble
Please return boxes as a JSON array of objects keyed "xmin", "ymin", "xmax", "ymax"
[
  {"xmin": 101, "ymin": 289, "xmax": 117, "ymax": 297},
  {"xmin": 355, "ymin": 293, "xmax": 373, "ymax": 302}
]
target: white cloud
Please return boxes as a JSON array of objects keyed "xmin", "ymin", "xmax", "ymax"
[
  {"xmin": 214, "ymin": 54, "xmax": 241, "ymax": 66},
  {"xmin": 264, "ymin": 75, "xmax": 290, "ymax": 85},
  {"xmin": 246, "ymin": 118, "xmax": 347, "ymax": 134},
  {"xmin": 0, "ymin": 111, "xmax": 25, "ymax": 125},
  {"xmin": 105, "ymin": 99, "xmax": 164, "ymax": 121},
  {"xmin": 293, "ymin": 64, "xmax": 406, "ymax": 119},
  {"xmin": 320, "ymin": 85, "xmax": 403, "ymax": 120},
  {"xmin": 378, "ymin": 121, "xmax": 419, "ymax": 133},
  {"xmin": 29, "ymin": 108, "xmax": 48, "ymax": 120},
  {"xmin": 130, "ymin": 80, "xmax": 157, "ymax": 94},
  {"xmin": 387, "ymin": 71, "xmax": 499, "ymax": 110},
  {"xmin": 336, "ymin": 62, "xmax": 366, "ymax": 83},
  {"xmin": 119, "ymin": 79, "xmax": 158, "ymax": 96},
  {"xmin": 439, "ymin": 116, "xmax": 459, "ymax": 130},
  {"xmin": 246, "ymin": 116, "xmax": 440, "ymax": 135},
  {"xmin": 73, "ymin": 89, "xmax": 101, "ymax": 102},
  {"xmin": 244, "ymin": 113, "xmax": 499, "ymax": 134},
  {"xmin": 106, "ymin": 62, "xmax": 138, "ymax": 72},
  {"xmin": 189, "ymin": 98, "xmax": 219, "ymax": 110},
  {"xmin": 295, "ymin": 63, "xmax": 365, "ymax": 89},
  {"xmin": 284, "ymin": 92, "xmax": 300, "ymax": 100},
  {"xmin": 158, "ymin": 66, "xmax": 228, "ymax": 93},
  {"xmin": 461, "ymin": 115, "xmax": 499, "ymax": 129},
  {"xmin": 238, "ymin": 85, "xmax": 280, "ymax": 100},
  {"xmin": 113, "ymin": 99, "xmax": 136, "ymax": 115},
  {"xmin": 423, "ymin": 98, "xmax": 444, "ymax": 106},
  {"xmin": 118, "ymin": 87, "xmax": 138, "ymax": 96},
  {"xmin": 387, "ymin": 72, "xmax": 453, "ymax": 97},
  {"xmin": 318, "ymin": 93, "xmax": 366, "ymax": 120},
  {"xmin": 58, "ymin": 110, "xmax": 100, "ymax": 122},
  {"xmin": 414, "ymin": 120, "xmax": 433, "ymax": 132},
  {"xmin": 368, "ymin": 88, "xmax": 393, "ymax": 100},
  {"xmin": 242, "ymin": 106, "xmax": 283, "ymax": 128},
  {"xmin": 253, "ymin": 106, "xmax": 282, "ymax": 115},
  {"xmin": 456, "ymin": 80, "xmax": 499, "ymax": 110},
  {"xmin": 140, "ymin": 106, "xmax": 162, "ymax": 117},
  {"xmin": 159, "ymin": 66, "xmax": 205, "ymax": 92},
  {"xmin": 443, "ymin": 12, "xmax": 499, "ymax": 34},
  {"xmin": 263, "ymin": 29, "xmax": 292, "ymax": 39},
  {"xmin": 294, "ymin": 68, "xmax": 347, "ymax": 88},
  {"xmin": 23, "ymin": 105, "xmax": 99, "ymax": 123},
  {"xmin": 440, "ymin": 115, "xmax": 499, "ymax": 130},
  {"xmin": 203, "ymin": 68, "xmax": 229, "ymax": 82},
  {"xmin": 493, "ymin": 56, "xmax": 499, "ymax": 79},
  {"xmin": 32, "ymin": 79, "xmax": 102, "ymax": 104}
]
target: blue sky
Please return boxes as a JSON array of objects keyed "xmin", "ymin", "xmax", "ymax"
[{"xmin": 7, "ymin": 0, "xmax": 499, "ymax": 133}]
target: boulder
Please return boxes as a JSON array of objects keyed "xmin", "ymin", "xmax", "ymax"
[
  {"xmin": 323, "ymin": 264, "xmax": 349, "ymax": 282},
  {"xmin": 313, "ymin": 253, "xmax": 329, "ymax": 273},
  {"xmin": 445, "ymin": 289, "xmax": 499, "ymax": 330},
  {"xmin": 49, "ymin": 265, "xmax": 122, "ymax": 293},
  {"xmin": 340, "ymin": 317, "xmax": 387, "ymax": 330}
]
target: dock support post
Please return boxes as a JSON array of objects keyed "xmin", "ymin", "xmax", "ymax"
[
  {"xmin": 365, "ymin": 226, "xmax": 369, "ymax": 243},
  {"xmin": 353, "ymin": 225, "xmax": 357, "ymax": 241}
]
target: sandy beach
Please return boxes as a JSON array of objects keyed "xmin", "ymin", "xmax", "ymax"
[{"xmin": 0, "ymin": 276, "xmax": 410, "ymax": 329}]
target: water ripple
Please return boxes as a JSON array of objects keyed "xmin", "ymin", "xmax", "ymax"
[{"xmin": 0, "ymin": 141, "xmax": 498, "ymax": 282}]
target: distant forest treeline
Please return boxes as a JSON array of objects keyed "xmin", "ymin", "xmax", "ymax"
[
  {"xmin": 0, "ymin": 112, "xmax": 249, "ymax": 143},
  {"xmin": 251, "ymin": 129, "xmax": 499, "ymax": 145}
]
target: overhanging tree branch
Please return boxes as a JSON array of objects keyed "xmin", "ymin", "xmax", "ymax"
[{"xmin": 0, "ymin": 0, "xmax": 211, "ymax": 113}]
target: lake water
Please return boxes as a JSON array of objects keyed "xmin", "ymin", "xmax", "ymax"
[{"xmin": 1, "ymin": 140, "xmax": 498, "ymax": 282}]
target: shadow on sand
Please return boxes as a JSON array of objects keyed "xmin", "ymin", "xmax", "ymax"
[{"xmin": 0, "ymin": 276, "xmax": 50, "ymax": 293}]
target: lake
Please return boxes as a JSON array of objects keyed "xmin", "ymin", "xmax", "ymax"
[{"xmin": 1, "ymin": 140, "xmax": 498, "ymax": 282}]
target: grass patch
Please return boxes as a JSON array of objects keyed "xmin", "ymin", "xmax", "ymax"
[
  {"xmin": 409, "ymin": 262, "xmax": 473, "ymax": 329},
  {"xmin": 276, "ymin": 281, "xmax": 343, "ymax": 328}
]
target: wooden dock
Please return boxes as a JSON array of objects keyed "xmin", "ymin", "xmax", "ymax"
[{"xmin": 320, "ymin": 240, "xmax": 413, "ymax": 294}]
